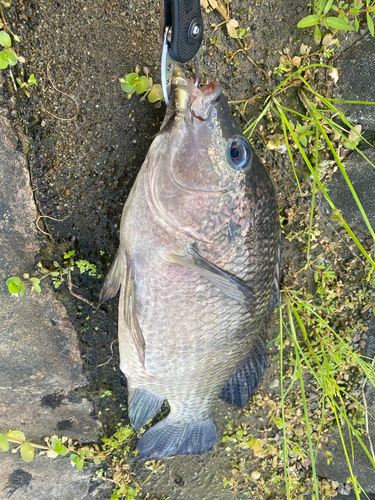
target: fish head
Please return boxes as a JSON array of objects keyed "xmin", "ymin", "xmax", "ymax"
[{"xmin": 146, "ymin": 68, "xmax": 263, "ymax": 245}]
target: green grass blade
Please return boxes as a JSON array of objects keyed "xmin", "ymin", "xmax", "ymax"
[{"xmin": 279, "ymin": 306, "xmax": 291, "ymax": 499}]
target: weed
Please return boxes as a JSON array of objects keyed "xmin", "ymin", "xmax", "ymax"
[
  {"xmin": 0, "ymin": 2, "xmax": 20, "ymax": 69},
  {"xmin": 298, "ymin": 0, "xmax": 375, "ymax": 43},
  {"xmin": 120, "ymin": 66, "xmax": 163, "ymax": 104},
  {"xmin": 6, "ymin": 250, "xmax": 101, "ymax": 298},
  {"xmin": 0, "ymin": 426, "xmax": 142, "ymax": 499},
  {"xmin": 0, "ymin": 29, "xmax": 17, "ymax": 69},
  {"xmin": 16, "ymin": 73, "xmax": 37, "ymax": 97}
]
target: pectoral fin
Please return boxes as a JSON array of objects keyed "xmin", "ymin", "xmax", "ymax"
[
  {"xmin": 164, "ymin": 245, "xmax": 254, "ymax": 313},
  {"xmin": 124, "ymin": 265, "xmax": 146, "ymax": 366},
  {"xmin": 98, "ymin": 250, "xmax": 126, "ymax": 307}
]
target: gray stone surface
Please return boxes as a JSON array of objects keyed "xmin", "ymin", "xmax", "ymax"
[
  {"xmin": 0, "ymin": 108, "xmax": 101, "ymax": 497},
  {"xmin": 0, "ymin": 453, "xmax": 109, "ymax": 500},
  {"xmin": 335, "ymin": 32, "xmax": 375, "ymax": 130},
  {"xmin": 322, "ymin": 148, "xmax": 375, "ymax": 238}
]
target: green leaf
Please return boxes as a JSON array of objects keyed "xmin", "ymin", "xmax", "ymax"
[
  {"xmin": 28, "ymin": 74, "xmax": 37, "ymax": 85},
  {"xmin": 8, "ymin": 281, "xmax": 20, "ymax": 294},
  {"xmin": 63, "ymin": 250, "xmax": 75, "ymax": 259},
  {"xmin": 3, "ymin": 48, "xmax": 18, "ymax": 65},
  {"xmin": 7, "ymin": 430, "xmax": 26, "ymax": 442},
  {"xmin": 323, "ymin": 0, "xmax": 335, "ymax": 14},
  {"xmin": 19, "ymin": 282, "xmax": 25, "ymax": 297},
  {"xmin": 316, "ymin": 0, "xmax": 326, "ymax": 15},
  {"xmin": 326, "ymin": 17, "xmax": 355, "ymax": 30},
  {"xmin": 126, "ymin": 73, "xmax": 139, "ymax": 86},
  {"xmin": 355, "ymin": 16, "xmax": 360, "ymax": 31},
  {"xmin": 297, "ymin": 14, "xmax": 321, "ymax": 28},
  {"xmin": 367, "ymin": 13, "xmax": 374, "ymax": 36},
  {"xmin": 20, "ymin": 442, "xmax": 35, "ymax": 462},
  {"xmin": 6, "ymin": 276, "xmax": 21, "ymax": 285},
  {"xmin": 32, "ymin": 283, "xmax": 41, "ymax": 293},
  {"xmin": 93, "ymin": 457, "xmax": 102, "ymax": 465},
  {"xmin": 76, "ymin": 457, "xmax": 84, "ymax": 470},
  {"xmin": 0, "ymin": 433, "xmax": 9, "ymax": 451},
  {"xmin": 314, "ymin": 26, "xmax": 322, "ymax": 45},
  {"xmin": 30, "ymin": 277, "xmax": 40, "ymax": 284},
  {"xmin": 135, "ymin": 75, "xmax": 148, "ymax": 94},
  {"xmin": 148, "ymin": 84, "xmax": 163, "ymax": 103},
  {"xmin": 54, "ymin": 444, "xmax": 68, "ymax": 456},
  {"xmin": 0, "ymin": 51, "xmax": 9, "ymax": 69},
  {"xmin": 0, "ymin": 30, "xmax": 11, "ymax": 47},
  {"xmin": 110, "ymin": 492, "xmax": 120, "ymax": 500},
  {"xmin": 121, "ymin": 81, "xmax": 135, "ymax": 94}
]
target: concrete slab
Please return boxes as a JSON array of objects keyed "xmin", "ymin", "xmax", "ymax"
[
  {"xmin": 1, "ymin": 453, "xmax": 109, "ymax": 500},
  {"xmin": 334, "ymin": 32, "xmax": 375, "ymax": 130},
  {"xmin": 0, "ymin": 107, "xmax": 102, "ymax": 497},
  {"xmin": 322, "ymin": 148, "xmax": 375, "ymax": 239}
]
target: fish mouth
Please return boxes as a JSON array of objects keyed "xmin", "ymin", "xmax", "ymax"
[
  {"xmin": 187, "ymin": 80, "xmax": 223, "ymax": 121},
  {"xmin": 200, "ymin": 81, "xmax": 221, "ymax": 97}
]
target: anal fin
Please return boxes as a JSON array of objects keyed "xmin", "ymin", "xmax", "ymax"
[
  {"xmin": 129, "ymin": 389, "xmax": 164, "ymax": 432},
  {"xmin": 220, "ymin": 338, "xmax": 268, "ymax": 408},
  {"xmin": 136, "ymin": 415, "xmax": 217, "ymax": 460}
]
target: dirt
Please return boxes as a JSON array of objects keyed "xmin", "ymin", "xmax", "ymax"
[{"xmin": 2, "ymin": 0, "xmax": 374, "ymax": 498}]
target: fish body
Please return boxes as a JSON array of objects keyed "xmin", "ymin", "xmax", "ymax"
[{"xmin": 99, "ymin": 69, "xmax": 280, "ymax": 460}]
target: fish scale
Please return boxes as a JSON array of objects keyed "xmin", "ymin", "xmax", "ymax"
[{"xmin": 99, "ymin": 70, "xmax": 280, "ymax": 460}]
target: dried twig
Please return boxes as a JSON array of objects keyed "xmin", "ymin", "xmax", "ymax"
[
  {"xmin": 67, "ymin": 268, "xmax": 96, "ymax": 308},
  {"xmin": 211, "ymin": 0, "xmax": 269, "ymax": 80},
  {"xmin": 43, "ymin": 60, "xmax": 79, "ymax": 121},
  {"xmin": 96, "ymin": 339, "xmax": 119, "ymax": 368},
  {"xmin": 35, "ymin": 214, "xmax": 69, "ymax": 237},
  {"xmin": 8, "ymin": 68, "xmax": 17, "ymax": 92},
  {"xmin": 0, "ymin": 3, "xmax": 7, "ymax": 28}
]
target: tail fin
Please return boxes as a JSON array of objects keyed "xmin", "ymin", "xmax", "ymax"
[
  {"xmin": 220, "ymin": 337, "xmax": 268, "ymax": 407},
  {"xmin": 137, "ymin": 415, "xmax": 217, "ymax": 460},
  {"xmin": 98, "ymin": 250, "xmax": 125, "ymax": 307},
  {"xmin": 129, "ymin": 389, "xmax": 164, "ymax": 432}
]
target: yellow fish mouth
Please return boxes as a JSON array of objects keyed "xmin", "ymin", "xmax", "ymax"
[{"xmin": 171, "ymin": 66, "xmax": 223, "ymax": 121}]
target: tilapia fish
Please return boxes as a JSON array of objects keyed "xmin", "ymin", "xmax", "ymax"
[{"xmin": 99, "ymin": 67, "xmax": 280, "ymax": 460}]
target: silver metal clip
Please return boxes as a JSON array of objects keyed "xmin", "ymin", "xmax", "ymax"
[{"xmin": 161, "ymin": 27, "xmax": 176, "ymax": 106}]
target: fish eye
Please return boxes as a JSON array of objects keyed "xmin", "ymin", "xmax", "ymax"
[{"xmin": 226, "ymin": 136, "xmax": 252, "ymax": 171}]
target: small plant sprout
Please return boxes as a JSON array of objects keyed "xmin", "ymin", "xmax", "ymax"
[
  {"xmin": 119, "ymin": 67, "xmax": 163, "ymax": 104},
  {"xmin": 16, "ymin": 73, "xmax": 37, "ymax": 97}
]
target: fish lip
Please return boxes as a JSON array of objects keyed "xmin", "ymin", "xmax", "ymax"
[
  {"xmin": 200, "ymin": 81, "xmax": 222, "ymax": 97},
  {"xmin": 188, "ymin": 80, "xmax": 223, "ymax": 121}
]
